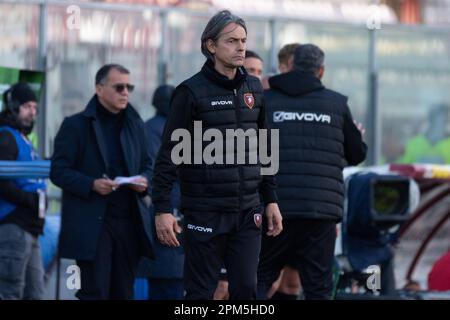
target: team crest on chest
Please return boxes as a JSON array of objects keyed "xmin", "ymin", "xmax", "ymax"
[{"xmin": 244, "ymin": 93, "xmax": 255, "ymax": 109}]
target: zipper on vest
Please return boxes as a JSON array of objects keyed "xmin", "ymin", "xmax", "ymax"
[{"xmin": 233, "ymin": 88, "xmax": 243, "ymax": 213}]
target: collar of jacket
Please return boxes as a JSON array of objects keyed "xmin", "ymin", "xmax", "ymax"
[
  {"xmin": 201, "ymin": 59, "xmax": 247, "ymax": 91},
  {"xmin": 82, "ymin": 94, "xmax": 140, "ymax": 122},
  {"xmin": 81, "ymin": 94, "xmax": 141, "ymax": 173},
  {"xmin": 268, "ymin": 70, "xmax": 325, "ymax": 97}
]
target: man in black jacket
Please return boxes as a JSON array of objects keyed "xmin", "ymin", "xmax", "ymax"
[
  {"xmin": 138, "ymin": 84, "xmax": 185, "ymax": 300},
  {"xmin": 152, "ymin": 10, "xmax": 283, "ymax": 300},
  {"xmin": 0, "ymin": 83, "xmax": 46, "ymax": 299},
  {"xmin": 257, "ymin": 44, "xmax": 367, "ymax": 300},
  {"xmin": 50, "ymin": 64, "xmax": 154, "ymax": 300}
]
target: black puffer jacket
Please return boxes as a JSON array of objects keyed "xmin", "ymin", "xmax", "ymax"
[
  {"xmin": 265, "ymin": 70, "xmax": 367, "ymax": 221},
  {"xmin": 152, "ymin": 60, "xmax": 277, "ymax": 214}
]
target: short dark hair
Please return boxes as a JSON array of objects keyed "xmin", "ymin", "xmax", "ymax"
[
  {"xmin": 278, "ymin": 43, "xmax": 300, "ymax": 65},
  {"xmin": 294, "ymin": 44, "xmax": 324, "ymax": 73},
  {"xmin": 245, "ymin": 50, "xmax": 263, "ymax": 62},
  {"xmin": 95, "ymin": 64, "xmax": 130, "ymax": 85},
  {"xmin": 201, "ymin": 10, "xmax": 247, "ymax": 61}
]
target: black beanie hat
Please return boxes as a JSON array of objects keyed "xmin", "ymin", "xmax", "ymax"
[
  {"xmin": 152, "ymin": 84, "xmax": 175, "ymax": 117},
  {"xmin": 3, "ymin": 82, "xmax": 37, "ymax": 109}
]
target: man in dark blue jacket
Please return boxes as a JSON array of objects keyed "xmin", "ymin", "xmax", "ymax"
[
  {"xmin": 138, "ymin": 84, "xmax": 185, "ymax": 300},
  {"xmin": 257, "ymin": 44, "xmax": 367, "ymax": 300},
  {"xmin": 0, "ymin": 83, "xmax": 46, "ymax": 299},
  {"xmin": 50, "ymin": 64, "xmax": 154, "ymax": 300}
]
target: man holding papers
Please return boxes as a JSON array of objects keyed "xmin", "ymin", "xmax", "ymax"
[{"xmin": 50, "ymin": 64, "xmax": 154, "ymax": 300}]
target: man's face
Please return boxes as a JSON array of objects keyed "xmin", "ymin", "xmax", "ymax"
[
  {"xmin": 17, "ymin": 101, "xmax": 37, "ymax": 129},
  {"xmin": 96, "ymin": 69, "xmax": 132, "ymax": 113},
  {"xmin": 208, "ymin": 23, "xmax": 247, "ymax": 69},
  {"xmin": 244, "ymin": 57, "xmax": 263, "ymax": 80}
]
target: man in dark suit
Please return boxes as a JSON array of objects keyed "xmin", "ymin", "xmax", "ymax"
[{"xmin": 50, "ymin": 64, "xmax": 154, "ymax": 300}]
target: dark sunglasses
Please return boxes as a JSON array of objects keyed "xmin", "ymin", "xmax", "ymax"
[{"xmin": 111, "ymin": 83, "xmax": 135, "ymax": 93}]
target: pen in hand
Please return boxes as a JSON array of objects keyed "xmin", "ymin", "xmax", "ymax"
[{"xmin": 103, "ymin": 174, "xmax": 117, "ymax": 191}]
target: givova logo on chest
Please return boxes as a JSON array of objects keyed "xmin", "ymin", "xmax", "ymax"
[
  {"xmin": 273, "ymin": 111, "xmax": 331, "ymax": 124},
  {"xmin": 211, "ymin": 100, "xmax": 233, "ymax": 107}
]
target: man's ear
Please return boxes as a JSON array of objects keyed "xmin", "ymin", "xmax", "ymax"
[
  {"xmin": 287, "ymin": 57, "xmax": 295, "ymax": 72},
  {"xmin": 317, "ymin": 65, "xmax": 325, "ymax": 79},
  {"xmin": 206, "ymin": 39, "xmax": 216, "ymax": 55},
  {"xmin": 95, "ymin": 84, "xmax": 102, "ymax": 96}
]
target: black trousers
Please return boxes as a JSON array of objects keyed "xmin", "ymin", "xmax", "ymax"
[
  {"xmin": 76, "ymin": 216, "xmax": 141, "ymax": 300},
  {"xmin": 257, "ymin": 218, "xmax": 336, "ymax": 300},
  {"xmin": 183, "ymin": 205, "xmax": 263, "ymax": 300}
]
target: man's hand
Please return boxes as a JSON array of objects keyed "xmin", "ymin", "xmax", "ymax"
[
  {"xmin": 128, "ymin": 176, "xmax": 148, "ymax": 193},
  {"xmin": 155, "ymin": 213, "xmax": 182, "ymax": 247},
  {"xmin": 354, "ymin": 120, "xmax": 366, "ymax": 137},
  {"xmin": 265, "ymin": 203, "xmax": 283, "ymax": 236},
  {"xmin": 92, "ymin": 178, "xmax": 118, "ymax": 195}
]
